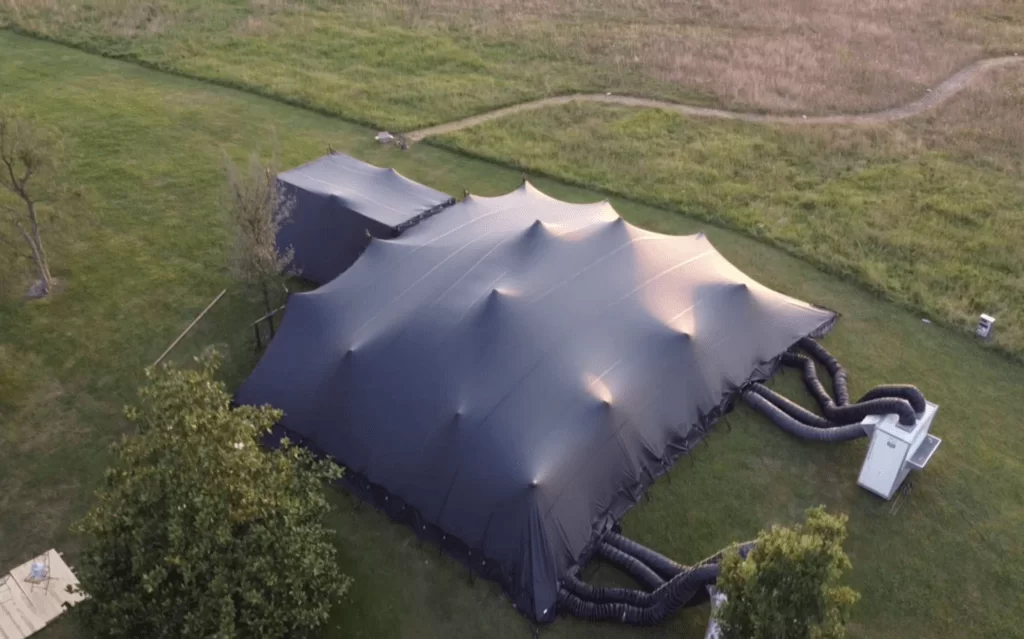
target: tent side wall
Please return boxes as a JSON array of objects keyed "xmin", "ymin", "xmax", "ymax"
[
  {"xmin": 253, "ymin": 333, "xmax": 822, "ymax": 623},
  {"xmin": 276, "ymin": 182, "xmax": 394, "ymax": 285}
]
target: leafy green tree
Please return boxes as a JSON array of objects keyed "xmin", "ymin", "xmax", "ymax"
[
  {"xmin": 715, "ymin": 506, "xmax": 860, "ymax": 639},
  {"xmin": 72, "ymin": 353, "xmax": 351, "ymax": 638}
]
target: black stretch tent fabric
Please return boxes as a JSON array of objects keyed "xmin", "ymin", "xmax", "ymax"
[
  {"xmin": 238, "ymin": 183, "xmax": 836, "ymax": 622},
  {"xmin": 276, "ymin": 153, "xmax": 453, "ymax": 284}
]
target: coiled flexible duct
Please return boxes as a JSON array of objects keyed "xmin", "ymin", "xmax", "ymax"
[
  {"xmin": 559, "ymin": 541, "xmax": 755, "ymax": 625},
  {"xmin": 743, "ymin": 391, "xmax": 867, "ymax": 441},
  {"xmin": 797, "ymin": 337, "xmax": 851, "ymax": 405},
  {"xmin": 558, "ymin": 564, "xmax": 720, "ymax": 625},
  {"xmin": 562, "ymin": 573, "xmax": 658, "ymax": 607},
  {"xmin": 781, "ymin": 352, "xmax": 918, "ymax": 426},
  {"xmin": 857, "ymin": 384, "xmax": 926, "ymax": 413},
  {"xmin": 748, "ymin": 383, "xmax": 837, "ymax": 429},
  {"xmin": 596, "ymin": 542, "xmax": 665, "ymax": 590},
  {"xmin": 603, "ymin": 531, "xmax": 684, "ymax": 578}
]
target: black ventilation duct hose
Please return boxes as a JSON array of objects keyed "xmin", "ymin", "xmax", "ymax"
[
  {"xmin": 857, "ymin": 384, "xmax": 927, "ymax": 413},
  {"xmin": 562, "ymin": 573, "xmax": 657, "ymax": 607},
  {"xmin": 748, "ymin": 383, "xmax": 837, "ymax": 429},
  {"xmin": 797, "ymin": 337, "xmax": 851, "ymax": 405},
  {"xmin": 780, "ymin": 352, "xmax": 918, "ymax": 426},
  {"xmin": 743, "ymin": 392, "xmax": 868, "ymax": 442},
  {"xmin": 596, "ymin": 542, "xmax": 665, "ymax": 591},
  {"xmin": 559, "ymin": 541, "xmax": 755, "ymax": 623},
  {"xmin": 781, "ymin": 352, "xmax": 843, "ymax": 414},
  {"xmin": 603, "ymin": 532, "xmax": 684, "ymax": 578},
  {"xmin": 842, "ymin": 397, "xmax": 919, "ymax": 426},
  {"xmin": 557, "ymin": 564, "xmax": 721, "ymax": 626}
]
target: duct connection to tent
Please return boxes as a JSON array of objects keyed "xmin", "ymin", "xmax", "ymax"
[
  {"xmin": 557, "ymin": 531, "xmax": 755, "ymax": 626},
  {"xmin": 742, "ymin": 338, "xmax": 927, "ymax": 442},
  {"xmin": 558, "ymin": 338, "xmax": 927, "ymax": 627}
]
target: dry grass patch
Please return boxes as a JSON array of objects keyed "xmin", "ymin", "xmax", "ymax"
[
  {"xmin": 794, "ymin": 61, "xmax": 1024, "ymax": 176},
  {"xmin": 389, "ymin": 0, "xmax": 1023, "ymax": 112},
  {"xmin": 906, "ymin": 63, "xmax": 1024, "ymax": 176},
  {"xmin": 3, "ymin": 0, "xmax": 1022, "ymax": 123}
]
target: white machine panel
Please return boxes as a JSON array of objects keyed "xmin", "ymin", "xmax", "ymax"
[
  {"xmin": 859, "ymin": 434, "xmax": 909, "ymax": 499},
  {"xmin": 857, "ymin": 401, "xmax": 940, "ymax": 500}
]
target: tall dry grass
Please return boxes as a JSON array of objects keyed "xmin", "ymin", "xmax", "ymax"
[
  {"xmin": 3, "ymin": 0, "xmax": 1021, "ymax": 114},
  {"xmin": 387, "ymin": 0, "xmax": 1023, "ymax": 113}
]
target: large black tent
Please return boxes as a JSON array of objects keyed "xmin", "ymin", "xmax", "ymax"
[
  {"xmin": 237, "ymin": 182, "xmax": 836, "ymax": 622},
  {"xmin": 276, "ymin": 153, "xmax": 453, "ymax": 284}
]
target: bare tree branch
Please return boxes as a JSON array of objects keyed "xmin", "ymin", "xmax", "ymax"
[
  {"xmin": 1, "ymin": 145, "xmax": 22, "ymax": 196},
  {"xmin": 0, "ymin": 109, "xmax": 63, "ymax": 295}
]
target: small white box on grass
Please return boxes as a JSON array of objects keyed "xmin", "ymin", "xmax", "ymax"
[{"xmin": 976, "ymin": 314, "xmax": 995, "ymax": 340}]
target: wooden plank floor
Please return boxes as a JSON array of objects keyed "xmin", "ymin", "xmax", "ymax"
[{"xmin": 0, "ymin": 550, "xmax": 84, "ymax": 639}]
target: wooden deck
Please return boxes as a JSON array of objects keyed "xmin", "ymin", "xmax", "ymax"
[{"xmin": 0, "ymin": 550, "xmax": 84, "ymax": 638}]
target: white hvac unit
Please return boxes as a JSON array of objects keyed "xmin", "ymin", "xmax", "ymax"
[{"xmin": 857, "ymin": 402, "xmax": 941, "ymax": 500}]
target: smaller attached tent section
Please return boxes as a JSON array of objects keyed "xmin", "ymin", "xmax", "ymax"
[{"xmin": 276, "ymin": 153, "xmax": 454, "ymax": 285}]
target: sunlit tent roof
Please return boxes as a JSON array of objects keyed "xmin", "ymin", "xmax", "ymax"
[
  {"xmin": 238, "ymin": 182, "xmax": 835, "ymax": 622},
  {"xmin": 276, "ymin": 153, "xmax": 453, "ymax": 284}
]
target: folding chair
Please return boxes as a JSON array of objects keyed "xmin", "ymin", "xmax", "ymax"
[{"xmin": 24, "ymin": 552, "xmax": 52, "ymax": 593}]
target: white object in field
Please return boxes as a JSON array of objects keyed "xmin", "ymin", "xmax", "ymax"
[
  {"xmin": 857, "ymin": 401, "xmax": 941, "ymax": 500},
  {"xmin": 704, "ymin": 586, "xmax": 727, "ymax": 639},
  {"xmin": 976, "ymin": 314, "xmax": 995, "ymax": 340},
  {"xmin": 375, "ymin": 131, "xmax": 395, "ymax": 144},
  {"xmin": 0, "ymin": 549, "xmax": 85, "ymax": 638}
]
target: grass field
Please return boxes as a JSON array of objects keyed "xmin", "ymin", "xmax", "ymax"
[
  {"xmin": 2, "ymin": 32, "xmax": 1024, "ymax": 639},
  {"xmin": 2, "ymin": 0, "xmax": 1021, "ymax": 125},
  {"xmin": 3, "ymin": 0, "xmax": 1023, "ymax": 359}
]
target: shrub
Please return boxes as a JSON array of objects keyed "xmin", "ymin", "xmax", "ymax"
[
  {"xmin": 715, "ymin": 506, "xmax": 860, "ymax": 639},
  {"xmin": 72, "ymin": 353, "xmax": 351, "ymax": 638}
]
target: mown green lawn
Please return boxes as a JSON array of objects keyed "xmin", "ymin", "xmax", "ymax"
[{"xmin": 1, "ymin": 32, "xmax": 1023, "ymax": 639}]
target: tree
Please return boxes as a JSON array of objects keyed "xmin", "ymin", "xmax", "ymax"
[
  {"xmin": 72, "ymin": 353, "xmax": 351, "ymax": 639},
  {"xmin": 715, "ymin": 506, "xmax": 860, "ymax": 639},
  {"xmin": 224, "ymin": 152, "xmax": 295, "ymax": 324},
  {"xmin": 0, "ymin": 109, "xmax": 65, "ymax": 297}
]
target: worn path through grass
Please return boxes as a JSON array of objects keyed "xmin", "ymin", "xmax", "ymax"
[
  {"xmin": 408, "ymin": 55, "xmax": 1024, "ymax": 140},
  {"xmin": 1, "ymin": 32, "xmax": 1022, "ymax": 639}
]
